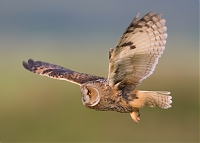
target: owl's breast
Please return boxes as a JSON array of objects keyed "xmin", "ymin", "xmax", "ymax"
[{"xmin": 86, "ymin": 95, "xmax": 133, "ymax": 113}]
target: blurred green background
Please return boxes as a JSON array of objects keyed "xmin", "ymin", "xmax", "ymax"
[{"xmin": 0, "ymin": 0, "xmax": 199, "ymax": 142}]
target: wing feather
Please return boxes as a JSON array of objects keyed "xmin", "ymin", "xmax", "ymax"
[
  {"xmin": 23, "ymin": 59, "xmax": 105, "ymax": 85},
  {"xmin": 108, "ymin": 11, "xmax": 167, "ymax": 89}
]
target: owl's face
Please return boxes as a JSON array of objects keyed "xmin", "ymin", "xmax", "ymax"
[{"xmin": 80, "ymin": 83, "xmax": 101, "ymax": 106}]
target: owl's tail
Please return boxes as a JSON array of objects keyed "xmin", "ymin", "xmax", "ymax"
[
  {"xmin": 129, "ymin": 91, "xmax": 172, "ymax": 123},
  {"xmin": 133, "ymin": 91, "xmax": 172, "ymax": 109},
  {"xmin": 143, "ymin": 91, "xmax": 172, "ymax": 108}
]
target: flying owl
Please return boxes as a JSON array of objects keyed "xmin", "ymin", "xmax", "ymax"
[{"xmin": 22, "ymin": 11, "xmax": 172, "ymax": 123}]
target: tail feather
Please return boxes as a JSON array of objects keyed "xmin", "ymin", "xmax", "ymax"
[{"xmin": 140, "ymin": 91, "xmax": 172, "ymax": 109}]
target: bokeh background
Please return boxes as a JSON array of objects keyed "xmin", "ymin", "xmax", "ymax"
[{"xmin": 0, "ymin": 0, "xmax": 199, "ymax": 142}]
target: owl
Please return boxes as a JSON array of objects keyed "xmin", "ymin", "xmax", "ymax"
[{"xmin": 22, "ymin": 11, "xmax": 172, "ymax": 123}]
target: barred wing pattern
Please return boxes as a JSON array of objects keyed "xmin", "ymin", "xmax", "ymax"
[
  {"xmin": 23, "ymin": 59, "xmax": 105, "ymax": 85},
  {"xmin": 108, "ymin": 12, "xmax": 167, "ymax": 89}
]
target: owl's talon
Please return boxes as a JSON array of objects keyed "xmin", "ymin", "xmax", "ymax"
[{"xmin": 130, "ymin": 111, "xmax": 140, "ymax": 123}]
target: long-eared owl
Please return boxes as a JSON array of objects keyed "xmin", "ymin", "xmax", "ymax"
[{"xmin": 23, "ymin": 12, "xmax": 172, "ymax": 123}]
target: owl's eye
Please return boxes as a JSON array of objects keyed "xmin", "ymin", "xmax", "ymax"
[{"xmin": 88, "ymin": 90, "xmax": 92, "ymax": 96}]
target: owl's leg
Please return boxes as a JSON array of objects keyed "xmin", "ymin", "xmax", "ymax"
[{"xmin": 130, "ymin": 110, "xmax": 140, "ymax": 123}]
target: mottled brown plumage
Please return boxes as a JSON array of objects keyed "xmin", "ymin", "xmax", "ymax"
[
  {"xmin": 23, "ymin": 59, "xmax": 105, "ymax": 85},
  {"xmin": 22, "ymin": 11, "xmax": 172, "ymax": 123}
]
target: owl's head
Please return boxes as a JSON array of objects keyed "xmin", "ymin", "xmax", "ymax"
[{"xmin": 80, "ymin": 83, "xmax": 101, "ymax": 106}]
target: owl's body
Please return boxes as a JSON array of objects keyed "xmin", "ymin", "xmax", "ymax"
[
  {"xmin": 23, "ymin": 12, "xmax": 172, "ymax": 123},
  {"xmin": 80, "ymin": 79, "xmax": 171, "ymax": 122}
]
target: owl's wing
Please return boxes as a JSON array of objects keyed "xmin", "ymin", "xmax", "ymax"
[
  {"xmin": 108, "ymin": 11, "xmax": 167, "ymax": 89},
  {"xmin": 23, "ymin": 59, "xmax": 105, "ymax": 85}
]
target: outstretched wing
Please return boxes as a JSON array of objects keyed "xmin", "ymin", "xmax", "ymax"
[
  {"xmin": 23, "ymin": 59, "xmax": 105, "ymax": 85},
  {"xmin": 108, "ymin": 11, "xmax": 167, "ymax": 89}
]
